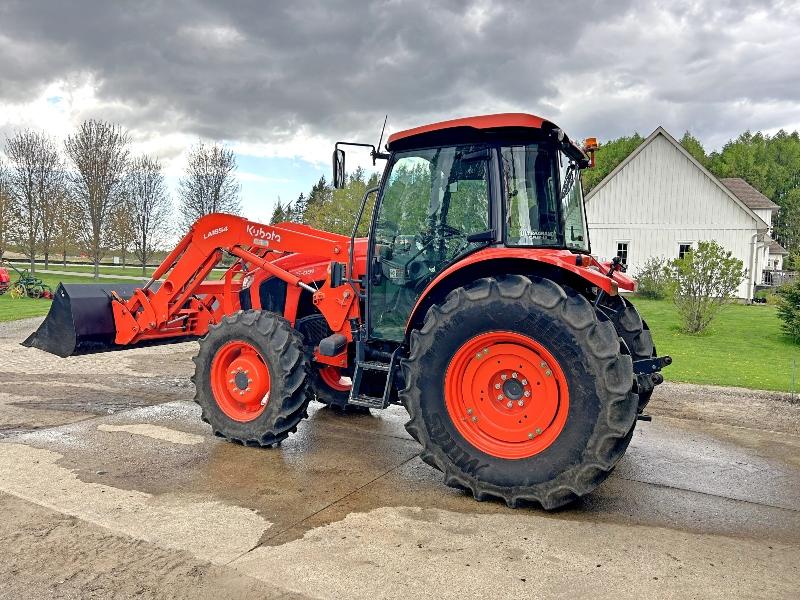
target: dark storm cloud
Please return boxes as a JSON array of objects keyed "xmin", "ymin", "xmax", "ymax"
[{"xmin": 0, "ymin": 0, "xmax": 797, "ymax": 148}]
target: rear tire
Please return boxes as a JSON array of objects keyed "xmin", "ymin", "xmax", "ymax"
[
  {"xmin": 401, "ymin": 275, "xmax": 637, "ymax": 510},
  {"xmin": 193, "ymin": 310, "xmax": 311, "ymax": 446},
  {"xmin": 599, "ymin": 296, "xmax": 656, "ymax": 412}
]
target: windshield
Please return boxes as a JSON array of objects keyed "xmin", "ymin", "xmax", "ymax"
[{"xmin": 501, "ymin": 143, "xmax": 589, "ymax": 251}]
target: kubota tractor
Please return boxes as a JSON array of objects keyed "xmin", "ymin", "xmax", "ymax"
[{"xmin": 26, "ymin": 113, "xmax": 670, "ymax": 509}]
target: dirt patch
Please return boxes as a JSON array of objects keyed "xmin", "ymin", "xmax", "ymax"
[{"xmin": 648, "ymin": 381, "xmax": 800, "ymax": 435}]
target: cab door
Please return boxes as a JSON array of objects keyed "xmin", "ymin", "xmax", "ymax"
[{"xmin": 367, "ymin": 145, "xmax": 492, "ymax": 341}]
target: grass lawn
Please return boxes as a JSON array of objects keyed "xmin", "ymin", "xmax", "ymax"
[
  {"xmin": 632, "ymin": 297, "xmax": 800, "ymax": 393},
  {"xmin": 12, "ymin": 263, "xmax": 228, "ymax": 279},
  {"xmin": 41, "ymin": 263, "xmax": 157, "ymax": 277},
  {"xmin": 3, "ymin": 272, "xmax": 799, "ymax": 392},
  {"xmin": 0, "ymin": 273, "xmax": 135, "ymax": 323}
]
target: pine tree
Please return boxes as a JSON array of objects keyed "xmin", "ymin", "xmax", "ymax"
[
  {"xmin": 292, "ymin": 192, "xmax": 307, "ymax": 223},
  {"xmin": 307, "ymin": 175, "xmax": 331, "ymax": 210},
  {"xmin": 269, "ymin": 199, "xmax": 286, "ymax": 224}
]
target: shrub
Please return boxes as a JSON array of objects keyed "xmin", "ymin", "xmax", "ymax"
[
  {"xmin": 754, "ymin": 289, "xmax": 780, "ymax": 306},
  {"xmin": 670, "ymin": 241, "xmax": 746, "ymax": 334},
  {"xmin": 776, "ymin": 280, "xmax": 800, "ymax": 341},
  {"xmin": 634, "ymin": 256, "xmax": 673, "ymax": 299}
]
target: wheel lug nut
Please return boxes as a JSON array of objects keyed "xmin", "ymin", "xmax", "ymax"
[
  {"xmin": 506, "ymin": 401, "xmax": 513, "ymax": 408},
  {"xmin": 494, "ymin": 383, "xmax": 501, "ymax": 389},
  {"xmin": 512, "ymin": 372, "xmax": 518, "ymax": 379},
  {"xmin": 501, "ymin": 374, "xmax": 507, "ymax": 381},
  {"xmin": 528, "ymin": 432, "xmax": 535, "ymax": 439},
  {"xmin": 524, "ymin": 391, "xmax": 531, "ymax": 397},
  {"xmin": 517, "ymin": 400, "xmax": 524, "ymax": 406},
  {"xmin": 545, "ymin": 370, "xmax": 552, "ymax": 377},
  {"xmin": 497, "ymin": 394, "xmax": 504, "ymax": 400},
  {"xmin": 535, "ymin": 428, "xmax": 542, "ymax": 434},
  {"xmin": 521, "ymin": 379, "xmax": 527, "ymax": 385},
  {"xmin": 467, "ymin": 408, "xmax": 473, "ymax": 415},
  {"xmin": 540, "ymin": 362, "xmax": 547, "ymax": 369},
  {"xmin": 471, "ymin": 416, "xmax": 478, "ymax": 422}
]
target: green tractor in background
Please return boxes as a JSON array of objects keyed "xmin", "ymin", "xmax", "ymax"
[{"xmin": 1, "ymin": 262, "xmax": 53, "ymax": 300}]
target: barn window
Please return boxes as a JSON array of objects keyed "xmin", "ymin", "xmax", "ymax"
[
  {"xmin": 678, "ymin": 243, "xmax": 693, "ymax": 260},
  {"xmin": 616, "ymin": 242, "xmax": 629, "ymax": 266}
]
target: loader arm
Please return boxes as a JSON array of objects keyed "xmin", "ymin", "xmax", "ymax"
[{"xmin": 112, "ymin": 213, "xmax": 361, "ymax": 347}]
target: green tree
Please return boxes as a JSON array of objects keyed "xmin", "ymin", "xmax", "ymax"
[
  {"xmin": 634, "ymin": 256, "xmax": 673, "ymax": 300},
  {"xmin": 708, "ymin": 130, "xmax": 800, "ymax": 252},
  {"xmin": 291, "ymin": 192, "xmax": 307, "ymax": 223},
  {"xmin": 269, "ymin": 199, "xmax": 287, "ymax": 224},
  {"xmin": 679, "ymin": 131, "xmax": 708, "ymax": 168},
  {"xmin": 304, "ymin": 170, "xmax": 380, "ymax": 236},
  {"xmin": 581, "ymin": 134, "xmax": 645, "ymax": 194},
  {"xmin": 670, "ymin": 241, "xmax": 746, "ymax": 334},
  {"xmin": 306, "ymin": 175, "xmax": 332, "ymax": 212},
  {"xmin": 776, "ymin": 279, "xmax": 800, "ymax": 342}
]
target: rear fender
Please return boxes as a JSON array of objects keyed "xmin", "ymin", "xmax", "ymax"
[{"xmin": 405, "ymin": 248, "xmax": 629, "ymax": 338}]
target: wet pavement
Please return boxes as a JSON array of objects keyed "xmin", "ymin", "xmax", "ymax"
[{"xmin": 1, "ymin": 317, "xmax": 799, "ymax": 599}]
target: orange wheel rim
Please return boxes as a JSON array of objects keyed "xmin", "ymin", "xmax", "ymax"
[
  {"xmin": 318, "ymin": 366, "xmax": 352, "ymax": 392},
  {"xmin": 210, "ymin": 340, "xmax": 271, "ymax": 422},
  {"xmin": 444, "ymin": 331, "xmax": 569, "ymax": 459}
]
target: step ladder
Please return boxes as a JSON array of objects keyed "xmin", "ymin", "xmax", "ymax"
[{"xmin": 347, "ymin": 344, "xmax": 401, "ymax": 409}]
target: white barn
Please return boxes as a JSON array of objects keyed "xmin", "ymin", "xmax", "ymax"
[{"xmin": 584, "ymin": 126, "xmax": 786, "ymax": 299}]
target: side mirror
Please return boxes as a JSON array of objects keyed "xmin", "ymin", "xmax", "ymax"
[{"xmin": 332, "ymin": 148, "xmax": 346, "ymax": 189}]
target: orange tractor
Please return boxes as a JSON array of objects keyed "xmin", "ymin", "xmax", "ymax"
[{"xmin": 26, "ymin": 113, "xmax": 669, "ymax": 509}]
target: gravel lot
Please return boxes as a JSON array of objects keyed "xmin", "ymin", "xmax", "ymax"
[{"xmin": 1, "ymin": 317, "xmax": 799, "ymax": 599}]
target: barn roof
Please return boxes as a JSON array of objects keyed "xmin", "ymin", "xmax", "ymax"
[
  {"xmin": 585, "ymin": 126, "xmax": 770, "ymax": 231},
  {"xmin": 719, "ymin": 178, "xmax": 779, "ymax": 211}
]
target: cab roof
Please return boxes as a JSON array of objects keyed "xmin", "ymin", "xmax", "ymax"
[
  {"xmin": 386, "ymin": 113, "xmax": 556, "ymax": 150},
  {"xmin": 385, "ymin": 112, "xmax": 588, "ymax": 165}
]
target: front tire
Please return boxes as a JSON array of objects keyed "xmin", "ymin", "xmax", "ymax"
[
  {"xmin": 310, "ymin": 366, "xmax": 369, "ymax": 414},
  {"xmin": 193, "ymin": 310, "xmax": 311, "ymax": 446},
  {"xmin": 401, "ymin": 275, "xmax": 637, "ymax": 510}
]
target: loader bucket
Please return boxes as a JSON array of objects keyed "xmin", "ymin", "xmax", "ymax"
[{"xmin": 23, "ymin": 282, "xmax": 148, "ymax": 357}]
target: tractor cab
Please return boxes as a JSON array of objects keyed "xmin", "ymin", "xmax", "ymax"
[{"xmin": 333, "ymin": 113, "xmax": 596, "ymax": 342}]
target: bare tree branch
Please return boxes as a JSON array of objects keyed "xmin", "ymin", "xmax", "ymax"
[
  {"xmin": 65, "ymin": 120, "xmax": 130, "ymax": 279},
  {"xmin": 0, "ymin": 159, "xmax": 17, "ymax": 261},
  {"xmin": 127, "ymin": 155, "xmax": 173, "ymax": 275},
  {"xmin": 108, "ymin": 196, "xmax": 136, "ymax": 268},
  {"xmin": 178, "ymin": 141, "xmax": 241, "ymax": 229},
  {"xmin": 5, "ymin": 130, "xmax": 62, "ymax": 272},
  {"xmin": 52, "ymin": 184, "xmax": 82, "ymax": 267}
]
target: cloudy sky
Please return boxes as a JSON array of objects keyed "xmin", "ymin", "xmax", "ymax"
[{"xmin": 1, "ymin": 0, "xmax": 798, "ymax": 222}]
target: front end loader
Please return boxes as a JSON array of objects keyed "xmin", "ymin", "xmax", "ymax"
[{"xmin": 26, "ymin": 113, "xmax": 670, "ymax": 509}]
